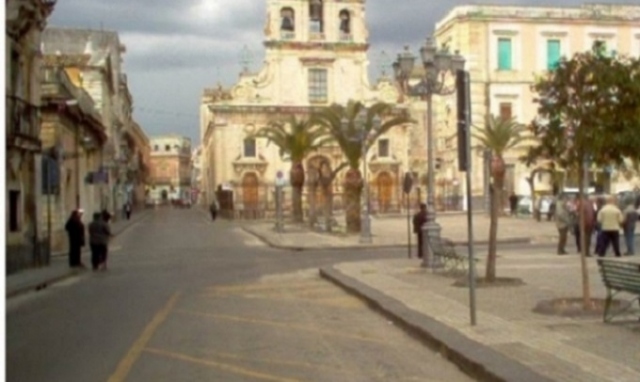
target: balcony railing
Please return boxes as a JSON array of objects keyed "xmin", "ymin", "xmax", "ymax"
[
  {"xmin": 280, "ymin": 31, "xmax": 295, "ymax": 40},
  {"xmin": 339, "ymin": 33, "xmax": 353, "ymax": 42}
]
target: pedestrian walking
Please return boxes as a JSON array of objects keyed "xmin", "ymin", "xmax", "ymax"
[
  {"xmin": 597, "ymin": 195, "xmax": 623, "ymax": 258},
  {"xmin": 88, "ymin": 212, "xmax": 112, "ymax": 271},
  {"xmin": 412, "ymin": 203, "xmax": 428, "ymax": 259},
  {"xmin": 64, "ymin": 209, "xmax": 86, "ymax": 268},
  {"xmin": 622, "ymin": 196, "xmax": 638, "ymax": 255},
  {"xmin": 123, "ymin": 202, "xmax": 132, "ymax": 220},
  {"xmin": 573, "ymin": 195, "xmax": 596, "ymax": 256},
  {"xmin": 555, "ymin": 196, "xmax": 570, "ymax": 255},
  {"xmin": 509, "ymin": 192, "xmax": 518, "ymax": 216},
  {"xmin": 594, "ymin": 196, "xmax": 606, "ymax": 255},
  {"xmin": 209, "ymin": 199, "xmax": 219, "ymax": 221}
]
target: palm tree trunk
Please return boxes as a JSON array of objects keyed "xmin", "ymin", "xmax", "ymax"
[
  {"xmin": 344, "ymin": 168, "xmax": 362, "ymax": 233},
  {"xmin": 290, "ymin": 162, "xmax": 305, "ymax": 223},
  {"xmin": 485, "ymin": 175, "xmax": 501, "ymax": 282}
]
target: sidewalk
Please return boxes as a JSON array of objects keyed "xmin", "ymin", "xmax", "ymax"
[
  {"xmin": 6, "ymin": 209, "xmax": 152, "ymax": 299},
  {"xmin": 243, "ymin": 213, "xmax": 560, "ymax": 250},
  {"xmin": 320, "ymin": 253, "xmax": 640, "ymax": 382}
]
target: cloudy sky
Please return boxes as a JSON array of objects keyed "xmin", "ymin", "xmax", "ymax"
[{"xmin": 48, "ymin": 0, "xmax": 623, "ymax": 145}]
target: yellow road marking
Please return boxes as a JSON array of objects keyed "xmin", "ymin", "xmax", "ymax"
[
  {"xmin": 177, "ymin": 309, "xmax": 384, "ymax": 344},
  {"xmin": 144, "ymin": 347, "xmax": 303, "ymax": 382},
  {"xmin": 107, "ymin": 292, "xmax": 181, "ymax": 382}
]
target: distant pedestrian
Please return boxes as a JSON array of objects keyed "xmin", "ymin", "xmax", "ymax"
[
  {"xmin": 509, "ymin": 192, "xmax": 518, "ymax": 216},
  {"xmin": 209, "ymin": 199, "xmax": 219, "ymax": 221},
  {"xmin": 555, "ymin": 196, "xmax": 570, "ymax": 255},
  {"xmin": 597, "ymin": 195, "xmax": 623, "ymax": 258},
  {"xmin": 412, "ymin": 203, "xmax": 428, "ymax": 259},
  {"xmin": 89, "ymin": 212, "xmax": 112, "ymax": 271},
  {"xmin": 123, "ymin": 202, "xmax": 132, "ymax": 220},
  {"xmin": 64, "ymin": 209, "xmax": 86, "ymax": 268},
  {"xmin": 623, "ymin": 197, "xmax": 639, "ymax": 255}
]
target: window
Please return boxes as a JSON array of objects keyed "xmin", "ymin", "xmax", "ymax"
[
  {"xmin": 243, "ymin": 138, "xmax": 256, "ymax": 157},
  {"xmin": 497, "ymin": 38, "xmax": 512, "ymax": 70},
  {"xmin": 309, "ymin": 0, "xmax": 324, "ymax": 34},
  {"xmin": 308, "ymin": 68, "xmax": 328, "ymax": 103},
  {"xmin": 378, "ymin": 139, "xmax": 390, "ymax": 158},
  {"xmin": 546, "ymin": 39, "xmax": 561, "ymax": 70},
  {"xmin": 280, "ymin": 7, "xmax": 295, "ymax": 32},
  {"xmin": 9, "ymin": 190, "xmax": 20, "ymax": 232},
  {"xmin": 154, "ymin": 145, "xmax": 159, "ymax": 151},
  {"xmin": 499, "ymin": 102, "xmax": 512, "ymax": 121},
  {"xmin": 165, "ymin": 145, "xmax": 170, "ymax": 152},
  {"xmin": 339, "ymin": 10, "xmax": 351, "ymax": 35}
]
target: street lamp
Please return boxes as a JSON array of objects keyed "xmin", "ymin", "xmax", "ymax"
[
  {"xmin": 341, "ymin": 109, "xmax": 382, "ymax": 244},
  {"xmin": 394, "ymin": 38, "xmax": 465, "ymax": 268}
]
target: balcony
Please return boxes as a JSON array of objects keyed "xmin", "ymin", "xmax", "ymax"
[
  {"xmin": 6, "ymin": 95, "xmax": 41, "ymax": 151},
  {"xmin": 309, "ymin": 32, "xmax": 325, "ymax": 41},
  {"xmin": 280, "ymin": 31, "xmax": 295, "ymax": 40},
  {"xmin": 339, "ymin": 33, "xmax": 353, "ymax": 42}
]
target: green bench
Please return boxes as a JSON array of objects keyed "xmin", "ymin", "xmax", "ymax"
[
  {"xmin": 428, "ymin": 236, "xmax": 468, "ymax": 275},
  {"xmin": 597, "ymin": 259, "xmax": 640, "ymax": 322}
]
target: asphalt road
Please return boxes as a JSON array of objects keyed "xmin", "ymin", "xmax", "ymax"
[{"xmin": 7, "ymin": 208, "xmax": 474, "ymax": 382}]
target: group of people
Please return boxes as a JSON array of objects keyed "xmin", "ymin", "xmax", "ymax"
[
  {"xmin": 64, "ymin": 208, "xmax": 113, "ymax": 271},
  {"xmin": 555, "ymin": 194, "xmax": 638, "ymax": 257}
]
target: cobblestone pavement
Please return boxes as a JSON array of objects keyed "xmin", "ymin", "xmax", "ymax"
[{"xmin": 322, "ymin": 250, "xmax": 640, "ymax": 382}]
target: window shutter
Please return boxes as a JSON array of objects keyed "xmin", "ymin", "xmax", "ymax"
[
  {"xmin": 498, "ymin": 38, "xmax": 512, "ymax": 70},
  {"xmin": 547, "ymin": 40, "xmax": 561, "ymax": 70}
]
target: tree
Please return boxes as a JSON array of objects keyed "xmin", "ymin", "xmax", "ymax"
[
  {"xmin": 252, "ymin": 116, "xmax": 330, "ymax": 223},
  {"xmin": 473, "ymin": 115, "xmax": 528, "ymax": 282},
  {"xmin": 313, "ymin": 100, "xmax": 412, "ymax": 233},
  {"xmin": 525, "ymin": 42, "xmax": 640, "ymax": 308}
]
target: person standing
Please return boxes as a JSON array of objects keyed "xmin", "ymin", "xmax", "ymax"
[
  {"xmin": 88, "ymin": 212, "xmax": 112, "ymax": 271},
  {"xmin": 412, "ymin": 203, "xmax": 428, "ymax": 259},
  {"xmin": 508, "ymin": 192, "xmax": 518, "ymax": 217},
  {"xmin": 622, "ymin": 197, "xmax": 638, "ymax": 256},
  {"xmin": 64, "ymin": 209, "xmax": 86, "ymax": 268},
  {"xmin": 209, "ymin": 199, "xmax": 219, "ymax": 221},
  {"xmin": 574, "ymin": 195, "xmax": 596, "ymax": 256},
  {"xmin": 555, "ymin": 196, "xmax": 570, "ymax": 255},
  {"xmin": 597, "ymin": 196, "xmax": 623, "ymax": 257},
  {"xmin": 123, "ymin": 202, "xmax": 132, "ymax": 220}
]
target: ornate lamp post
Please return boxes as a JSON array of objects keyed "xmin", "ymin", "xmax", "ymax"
[
  {"xmin": 341, "ymin": 110, "xmax": 381, "ymax": 244},
  {"xmin": 393, "ymin": 38, "xmax": 465, "ymax": 268}
]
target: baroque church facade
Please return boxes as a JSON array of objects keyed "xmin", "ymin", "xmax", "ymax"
[{"xmin": 200, "ymin": 0, "xmax": 417, "ymax": 218}]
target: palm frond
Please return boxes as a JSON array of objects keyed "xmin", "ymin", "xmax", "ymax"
[{"xmin": 473, "ymin": 115, "xmax": 528, "ymax": 157}]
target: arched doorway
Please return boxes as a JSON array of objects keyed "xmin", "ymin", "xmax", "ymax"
[
  {"xmin": 377, "ymin": 171, "xmax": 393, "ymax": 213},
  {"xmin": 241, "ymin": 172, "xmax": 260, "ymax": 216}
]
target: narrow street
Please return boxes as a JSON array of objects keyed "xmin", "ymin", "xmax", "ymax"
[{"xmin": 7, "ymin": 208, "xmax": 473, "ymax": 382}]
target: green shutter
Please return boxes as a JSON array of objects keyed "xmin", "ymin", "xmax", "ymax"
[
  {"xmin": 498, "ymin": 38, "xmax": 512, "ymax": 70},
  {"xmin": 547, "ymin": 40, "xmax": 561, "ymax": 70}
]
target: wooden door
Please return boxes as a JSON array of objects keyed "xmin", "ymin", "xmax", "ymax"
[
  {"xmin": 242, "ymin": 172, "xmax": 259, "ymax": 211},
  {"xmin": 377, "ymin": 171, "xmax": 393, "ymax": 213}
]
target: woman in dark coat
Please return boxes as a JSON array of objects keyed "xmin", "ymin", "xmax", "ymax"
[{"xmin": 65, "ymin": 209, "xmax": 86, "ymax": 268}]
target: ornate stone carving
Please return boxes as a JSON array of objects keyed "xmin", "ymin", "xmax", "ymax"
[{"xmin": 232, "ymin": 158, "xmax": 268, "ymax": 176}]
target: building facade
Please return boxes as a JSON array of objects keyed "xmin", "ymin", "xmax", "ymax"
[
  {"xmin": 6, "ymin": 0, "xmax": 57, "ymax": 273},
  {"xmin": 39, "ymin": 65, "xmax": 107, "ymax": 251},
  {"xmin": 41, "ymin": 27, "xmax": 132, "ymax": 219},
  {"xmin": 433, "ymin": 3, "xmax": 640, "ymax": 205},
  {"xmin": 148, "ymin": 135, "xmax": 192, "ymax": 204},
  {"xmin": 200, "ymin": 0, "xmax": 415, "ymax": 218}
]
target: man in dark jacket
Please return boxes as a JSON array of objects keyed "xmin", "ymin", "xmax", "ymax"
[
  {"xmin": 65, "ymin": 209, "xmax": 86, "ymax": 268},
  {"xmin": 89, "ymin": 212, "xmax": 112, "ymax": 271},
  {"xmin": 412, "ymin": 203, "xmax": 428, "ymax": 259}
]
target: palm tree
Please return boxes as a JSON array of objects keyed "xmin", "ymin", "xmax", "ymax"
[
  {"xmin": 252, "ymin": 116, "xmax": 330, "ymax": 223},
  {"xmin": 473, "ymin": 115, "xmax": 528, "ymax": 282},
  {"xmin": 313, "ymin": 100, "xmax": 412, "ymax": 233}
]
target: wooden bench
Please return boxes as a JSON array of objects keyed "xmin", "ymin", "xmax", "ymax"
[
  {"xmin": 597, "ymin": 259, "xmax": 640, "ymax": 322},
  {"xmin": 428, "ymin": 236, "xmax": 468, "ymax": 274}
]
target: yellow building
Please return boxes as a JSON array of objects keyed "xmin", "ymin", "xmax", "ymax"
[
  {"xmin": 200, "ymin": 0, "xmax": 414, "ymax": 218},
  {"xmin": 433, "ymin": 3, "xmax": 640, "ymax": 205}
]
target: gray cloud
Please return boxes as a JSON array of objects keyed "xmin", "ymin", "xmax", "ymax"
[{"xmin": 47, "ymin": 0, "xmax": 627, "ymax": 144}]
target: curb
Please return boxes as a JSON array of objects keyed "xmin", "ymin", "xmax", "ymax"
[
  {"xmin": 319, "ymin": 266, "xmax": 554, "ymax": 382},
  {"xmin": 7, "ymin": 212, "xmax": 152, "ymax": 299},
  {"xmin": 241, "ymin": 226, "xmax": 532, "ymax": 251}
]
